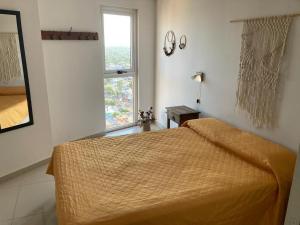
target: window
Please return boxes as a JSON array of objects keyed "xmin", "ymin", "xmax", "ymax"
[{"xmin": 101, "ymin": 7, "xmax": 137, "ymax": 130}]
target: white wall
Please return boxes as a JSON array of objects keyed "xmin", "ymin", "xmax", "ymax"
[
  {"xmin": 156, "ymin": 0, "xmax": 300, "ymax": 152},
  {"xmin": 285, "ymin": 147, "xmax": 300, "ymax": 225},
  {"xmin": 38, "ymin": 0, "xmax": 156, "ymax": 145},
  {"xmin": 0, "ymin": 0, "xmax": 53, "ymax": 177}
]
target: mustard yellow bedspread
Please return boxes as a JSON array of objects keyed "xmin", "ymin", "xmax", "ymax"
[
  {"xmin": 48, "ymin": 118, "xmax": 296, "ymax": 225},
  {"xmin": 0, "ymin": 87, "xmax": 28, "ymax": 129}
]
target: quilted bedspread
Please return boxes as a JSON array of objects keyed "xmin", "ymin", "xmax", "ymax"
[{"xmin": 47, "ymin": 118, "xmax": 296, "ymax": 225}]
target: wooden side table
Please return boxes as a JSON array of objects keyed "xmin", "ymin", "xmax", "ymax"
[{"xmin": 166, "ymin": 106, "xmax": 200, "ymax": 128}]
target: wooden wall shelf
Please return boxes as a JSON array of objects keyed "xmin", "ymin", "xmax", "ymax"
[{"xmin": 41, "ymin": 30, "xmax": 99, "ymax": 41}]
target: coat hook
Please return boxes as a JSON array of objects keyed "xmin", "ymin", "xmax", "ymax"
[{"xmin": 68, "ymin": 27, "xmax": 73, "ymax": 35}]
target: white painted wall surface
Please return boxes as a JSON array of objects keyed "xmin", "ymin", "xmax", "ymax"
[
  {"xmin": 155, "ymin": 0, "xmax": 300, "ymax": 152},
  {"xmin": 38, "ymin": 0, "xmax": 156, "ymax": 145},
  {"xmin": 0, "ymin": 0, "xmax": 52, "ymax": 177},
  {"xmin": 285, "ymin": 147, "xmax": 300, "ymax": 225}
]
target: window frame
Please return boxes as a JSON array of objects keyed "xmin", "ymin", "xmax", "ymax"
[
  {"xmin": 101, "ymin": 6, "xmax": 137, "ymax": 76},
  {"xmin": 101, "ymin": 6, "xmax": 138, "ymax": 131}
]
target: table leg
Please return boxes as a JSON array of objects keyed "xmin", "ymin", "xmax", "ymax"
[{"xmin": 167, "ymin": 117, "xmax": 170, "ymax": 129}]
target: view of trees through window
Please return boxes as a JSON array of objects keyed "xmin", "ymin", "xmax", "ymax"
[
  {"xmin": 105, "ymin": 47, "xmax": 131, "ymax": 71},
  {"xmin": 105, "ymin": 76, "xmax": 134, "ymax": 129}
]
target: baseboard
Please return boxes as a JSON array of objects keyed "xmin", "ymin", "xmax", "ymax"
[{"xmin": 0, "ymin": 158, "xmax": 51, "ymax": 183}]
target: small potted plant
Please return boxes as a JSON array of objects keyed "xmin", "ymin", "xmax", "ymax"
[{"xmin": 138, "ymin": 107, "xmax": 154, "ymax": 132}]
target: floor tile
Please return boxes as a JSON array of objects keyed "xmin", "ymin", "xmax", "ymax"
[
  {"xmin": 12, "ymin": 214, "xmax": 44, "ymax": 225},
  {"xmin": 21, "ymin": 164, "xmax": 53, "ymax": 186},
  {"xmin": 0, "ymin": 187, "xmax": 19, "ymax": 222},
  {"xmin": 41, "ymin": 182, "xmax": 55, "ymax": 214},
  {"xmin": 43, "ymin": 211, "xmax": 58, "ymax": 225},
  {"xmin": 14, "ymin": 181, "xmax": 55, "ymax": 218},
  {"xmin": 0, "ymin": 176, "xmax": 23, "ymax": 190},
  {"xmin": 0, "ymin": 220, "xmax": 12, "ymax": 225}
]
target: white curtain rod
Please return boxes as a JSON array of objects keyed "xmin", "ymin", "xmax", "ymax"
[{"xmin": 230, "ymin": 13, "xmax": 300, "ymax": 23}]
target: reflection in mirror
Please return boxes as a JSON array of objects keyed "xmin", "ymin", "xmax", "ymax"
[{"xmin": 0, "ymin": 10, "xmax": 33, "ymax": 133}]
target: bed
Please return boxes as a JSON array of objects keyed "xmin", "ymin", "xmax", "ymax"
[
  {"xmin": 0, "ymin": 86, "xmax": 28, "ymax": 129},
  {"xmin": 48, "ymin": 118, "xmax": 296, "ymax": 225}
]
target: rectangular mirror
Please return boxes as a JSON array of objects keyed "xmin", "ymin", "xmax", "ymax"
[{"xmin": 0, "ymin": 9, "xmax": 33, "ymax": 133}]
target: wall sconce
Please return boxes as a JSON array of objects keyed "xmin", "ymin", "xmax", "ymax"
[
  {"xmin": 191, "ymin": 72, "xmax": 205, "ymax": 104},
  {"xmin": 191, "ymin": 72, "xmax": 205, "ymax": 83}
]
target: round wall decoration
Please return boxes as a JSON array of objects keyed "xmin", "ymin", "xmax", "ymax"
[
  {"xmin": 179, "ymin": 35, "xmax": 187, "ymax": 49},
  {"xmin": 163, "ymin": 30, "xmax": 176, "ymax": 56}
]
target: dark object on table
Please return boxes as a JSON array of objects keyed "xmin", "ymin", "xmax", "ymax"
[{"xmin": 166, "ymin": 106, "xmax": 199, "ymax": 128}]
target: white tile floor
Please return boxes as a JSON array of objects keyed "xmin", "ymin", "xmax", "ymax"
[
  {"xmin": 0, "ymin": 164, "xmax": 56, "ymax": 225},
  {"xmin": 0, "ymin": 125, "xmax": 162, "ymax": 225}
]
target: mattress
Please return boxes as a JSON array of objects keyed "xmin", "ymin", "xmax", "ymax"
[
  {"xmin": 0, "ymin": 86, "xmax": 28, "ymax": 129},
  {"xmin": 48, "ymin": 118, "xmax": 296, "ymax": 225}
]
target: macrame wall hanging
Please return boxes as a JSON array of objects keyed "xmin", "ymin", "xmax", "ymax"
[
  {"xmin": 0, "ymin": 33, "xmax": 21, "ymax": 83},
  {"xmin": 235, "ymin": 16, "xmax": 293, "ymax": 128}
]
